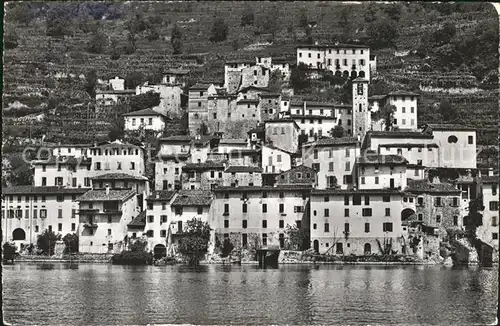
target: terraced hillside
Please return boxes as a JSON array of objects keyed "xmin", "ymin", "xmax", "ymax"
[{"xmin": 3, "ymin": 2, "xmax": 498, "ymax": 146}]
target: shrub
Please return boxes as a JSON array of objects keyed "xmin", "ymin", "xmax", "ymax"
[
  {"xmin": 111, "ymin": 250, "xmax": 153, "ymax": 265},
  {"xmin": 129, "ymin": 238, "xmax": 148, "ymax": 252},
  {"xmin": 37, "ymin": 230, "xmax": 62, "ymax": 256},
  {"xmin": 62, "ymin": 233, "xmax": 79, "ymax": 253},
  {"xmin": 147, "ymin": 28, "xmax": 160, "ymax": 41},
  {"xmin": 241, "ymin": 4, "xmax": 254, "ymax": 26},
  {"xmin": 3, "ymin": 242, "xmax": 17, "ymax": 261},
  {"xmin": 171, "ymin": 24, "xmax": 182, "ymax": 54},
  {"xmin": 4, "ymin": 32, "xmax": 19, "ymax": 50},
  {"xmin": 210, "ymin": 18, "xmax": 228, "ymax": 42},
  {"xmin": 177, "ymin": 218, "xmax": 211, "ymax": 265}
]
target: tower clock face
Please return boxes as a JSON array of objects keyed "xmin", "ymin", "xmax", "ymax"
[{"xmin": 357, "ymin": 83, "xmax": 364, "ymax": 95}]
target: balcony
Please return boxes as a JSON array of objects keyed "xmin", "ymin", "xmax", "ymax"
[
  {"xmin": 79, "ymin": 209, "xmax": 99, "ymax": 214},
  {"xmin": 83, "ymin": 223, "xmax": 98, "ymax": 229}
]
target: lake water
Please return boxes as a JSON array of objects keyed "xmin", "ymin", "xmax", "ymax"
[{"xmin": 2, "ymin": 263, "xmax": 498, "ymax": 325}]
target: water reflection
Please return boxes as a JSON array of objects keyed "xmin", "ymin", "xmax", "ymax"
[{"xmin": 2, "ymin": 264, "xmax": 498, "ymax": 325}]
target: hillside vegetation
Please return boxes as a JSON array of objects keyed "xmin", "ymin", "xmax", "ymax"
[{"xmin": 3, "ymin": 2, "xmax": 498, "ymax": 148}]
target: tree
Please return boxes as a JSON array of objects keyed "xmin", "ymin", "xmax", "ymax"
[
  {"xmin": 129, "ymin": 92, "xmax": 161, "ymax": 112},
  {"xmin": 46, "ymin": 3, "xmax": 72, "ymax": 37},
  {"xmin": 363, "ymin": 3, "xmax": 378, "ymax": 23},
  {"xmin": 241, "ymin": 4, "xmax": 255, "ymax": 26},
  {"xmin": 84, "ymin": 70, "xmax": 98, "ymax": 98},
  {"xmin": 171, "ymin": 24, "xmax": 183, "ymax": 54},
  {"xmin": 110, "ymin": 38, "xmax": 121, "ymax": 60},
  {"xmin": 125, "ymin": 71, "xmax": 144, "ymax": 89},
  {"xmin": 177, "ymin": 218, "xmax": 212, "ymax": 265},
  {"xmin": 367, "ymin": 18, "xmax": 398, "ymax": 49},
  {"xmin": 298, "ymin": 10, "xmax": 308, "ymax": 28},
  {"xmin": 221, "ymin": 238, "xmax": 235, "ymax": 257},
  {"xmin": 284, "ymin": 224, "xmax": 309, "ymax": 250},
  {"xmin": 257, "ymin": 8, "xmax": 280, "ymax": 37},
  {"xmin": 62, "ymin": 233, "xmax": 79, "ymax": 253},
  {"xmin": 87, "ymin": 29, "xmax": 107, "ymax": 54},
  {"xmin": 147, "ymin": 27, "xmax": 160, "ymax": 41},
  {"xmin": 127, "ymin": 13, "xmax": 148, "ymax": 34},
  {"xmin": 231, "ymin": 40, "xmax": 240, "ymax": 51},
  {"xmin": 6, "ymin": 2, "xmax": 34, "ymax": 26},
  {"xmin": 3, "ymin": 242, "xmax": 17, "ymax": 262},
  {"xmin": 6, "ymin": 153, "xmax": 33, "ymax": 186},
  {"xmin": 124, "ymin": 32, "xmax": 137, "ymax": 55},
  {"xmin": 37, "ymin": 230, "xmax": 61, "ymax": 256},
  {"xmin": 339, "ymin": 6, "xmax": 351, "ymax": 42},
  {"xmin": 4, "ymin": 32, "xmax": 19, "ymax": 50},
  {"xmin": 268, "ymin": 70, "xmax": 283, "ymax": 93},
  {"xmin": 108, "ymin": 128, "xmax": 124, "ymax": 142},
  {"xmin": 439, "ymin": 99, "xmax": 457, "ymax": 122},
  {"xmin": 330, "ymin": 125, "xmax": 346, "ymax": 138},
  {"xmin": 210, "ymin": 18, "xmax": 228, "ymax": 42},
  {"xmin": 372, "ymin": 104, "xmax": 396, "ymax": 131},
  {"xmin": 290, "ymin": 62, "xmax": 311, "ymax": 92},
  {"xmin": 129, "ymin": 238, "xmax": 148, "ymax": 251}
]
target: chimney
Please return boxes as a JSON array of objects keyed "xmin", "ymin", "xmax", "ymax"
[{"xmin": 105, "ymin": 184, "xmax": 110, "ymax": 195}]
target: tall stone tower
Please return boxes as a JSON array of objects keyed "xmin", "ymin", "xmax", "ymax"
[{"xmin": 352, "ymin": 78, "xmax": 370, "ymax": 142}]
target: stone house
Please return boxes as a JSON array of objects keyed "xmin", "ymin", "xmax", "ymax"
[
  {"xmin": 162, "ymin": 68, "xmax": 190, "ymax": 87},
  {"xmin": 136, "ymin": 83, "xmax": 184, "ymax": 117},
  {"xmin": 356, "ymin": 154, "xmax": 409, "ymax": 190},
  {"xmin": 264, "ymin": 119, "xmax": 300, "ymax": 154},
  {"xmin": 155, "ymin": 135, "xmax": 192, "ymax": 191},
  {"xmin": 275, "ymin": 165, "xmax": 317, "ymax": 187},
  {"xmin": 123, "ymin": 108, "xmax": 170, "ymax": 132},
  {"xmin": 258, "ymin": 93, "xmax": 281, "ymax": 121},
  {"xmin": 223, "ymin": 166, "xmax": 263, "ymax": 187},
  {"xmin": 181, "ymin": 161, "xmax": 225, "ymax": 190},
  {"xmin": 188, "ymin": 83, "xmax": 217, "ymax": 135}
]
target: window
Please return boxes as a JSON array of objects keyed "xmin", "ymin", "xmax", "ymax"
[
  {"xmin": 262, "ymin": 233, "xmax": 268, "ymax": 246},
  {"xmin": 362, "ymin": 208, "xmax": 372, "ymax": 216},
  {"xmin": 58, "ymin": 208, "xmax": 63, "ymax": 218},
  {"xmin": 42, "ymin": 177, "xmax": 47, "ymax": 186},
  {"xmin": 312, "ymin": 163, "xmax": 320, "ymax": 172},
  {"xmin": 383, "ymin": 222, "xmax": 393, "ymax": 232},
  {"xmin": 324, "ymin": 209, "xmax": 330, "ymax": 217},
  {"xmin": 493, "ymin": 233, "xmax": 499, "ymax": 240},
  {"xmin": 294, "ymin": 206, "xmax": 304, "ymax": 213},
  {"xmin": 418, "ymin": 213, "xmax": 423, "ymax": 221},
  {"xmin": 313, "ymin": 150, "xmax": 318, "ymax": 159},
  {"xmin": 489, "ymin": 201, "xmax": 499, "ymax": 211},
  {"xmin": 328, "ymin": 162, "xmax": 334, "ymax": 171},
  {"xmin": 95, "ymin": 162, "xmax": 101, "ymax": 170},
  {"xmin": 175, "ymin": 207, "xmax": 183, "ymax": 215},
  {"xmin": 364, "ymin": 195, "xmax": 370, "ymax": 205},
  {"xmin": 417, "ymin": 197, "xmax": 423, "ymax": 206},
  {"xmin": 493, "ymin": 185, "xmax": 497, "ymax": 196},
  {"xmin": 365, "ymin": 223, "xmax": 370, "ymax": 233},
  {"xmin": 240, "ymin": 219, "xmax": 247, "ymax": 229},
  {"xmin": 385, "ymin": 208, "xmax": 390, "ymax": 216},
  {"xmin": 344, "ymin": 223, "xmax": 350, "ymax": 233},
  {"xmin": 277, "ymin": 155, "xmax": 282, "ymax": 163},
  {"xmin": 493, "ymin": 217, "xmax": 498, "ymax": 227},
  {"xmin": 242, "ymin": 204, "xmax": 247, "ymax": 213},
  {"xmin": 57, "ymin": 195, "xmax": 64, "ymax": 202},
  {"xmin": 448, "ymin": 135, "xmax": 458, "ymax": 143},
  {"xmin": 224, "ymin": 220, "xmax": 229, "ymax": 228},
  {"xmin": 279, "ymin": 220, "xmax": 284, "ymax": 228},
  {"xmin": 130, "ymin": 162, "xmax": 135, "ymax": 170},
  {"xmin": 353, "ymin": 195, "xmax": 361, "ymax": 205},
  {"xmin": 453, "ymin": 216, "xmax": 458, "ymax": 226},
  {"xmin": 262, "ymin": 220, "xmax": 267, "ymax": 228},
  {"xmin": 40, "ymin": 209, "xmax": 47, "ymax": 218},
  {"xmin": 436, "ymin": 215, "xmax": 441, "ymax": 223},
  {"xmin": 58, "ymin": 223, "xmax": 63, "ymax": 232},
  {"xmin": 435, "ymin": 197, "xmax": 442, "ymax": 206},
  {"xmin": 452, "ymin": 197, "xmax": 458, "ymax": 207},
  {"xmin": 197, "ymin": 207, "xmax": 203, "ymax": 215},
  {"xmin": 279, "ymin": 192, "xmax": 284, "ymax": 199},
  {"xmin": 468, "ymin": 136, "xmax": 473, "ymax": 144},
  {"xmin": 345, "ymin": 162, "xmax": 350, "ymax": 171},
  {"xmin": 341, "ymin": 209, "xmax": 348, "ymax": 218},
  {"xmin": 279, "ymin": 203, "xmax": 284, "ymax": 213},
  {"xmin": 324, "ymin": 223, "xmax": 330, "ymax": 232},
  {"xmin": 262, "ymin": 204, "xmax": 267, "ymax": 213},
  {"xmin": 336, "ymin": 243, "xmax": 343, "ymax": 254}
]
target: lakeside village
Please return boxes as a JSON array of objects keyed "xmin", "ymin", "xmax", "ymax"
[{"xmin": 2, "ymin": 43, "xmax": 498, "ymax": 266}]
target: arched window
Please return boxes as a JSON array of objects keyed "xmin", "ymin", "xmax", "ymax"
[
  {"xmin": 351, "ymin": 70, "xmax": 357, "ymax": 79},
  {"xmin": 364, "ymin": 243, "xmax": 371, "ymax": 255},
  {"xmin": 448, "ymin": 135, "xmax": 458, "ymax": 143},
  {"xmin": 343, "ymin": 70, "xmax": 349, "ymax": 79},
  {"xmin": 358, "ymin": 71, "xmax": 366, "ymax": 78},
  {"xmin": 12, "ymin": 228, "xmax": 26, "ymax": 241}
]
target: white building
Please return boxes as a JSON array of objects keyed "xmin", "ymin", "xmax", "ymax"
[
  {"xmin": 262, "ymin": 144, "xmax": 294, "ymax": 174},
  {"xmin": 123, "ymin": 108, "xmax": 169, "ymax": 132},
  {"xmin": 476, "ymin": 176, "xmax": 499, "ymax": 250},
  {"xmin": 143, "ymin": 190, "xmax": 177, "ymax": 254},
  {"xmin": 296, "ymin": 43, "xmax": 373, "ymax": 81},
  {"xmin": 369, "ymin": 91, "xmax": 420, "ymax": 130},
  {"xmin": 302, "ymin": 137, "xmax": 360, "ymax": 190},
  {"xmin": 2, "ymin": 186, "xmax": 89, "ymax": 248},
  {"xmin": 356, "ymin": 154, "xmax": 408, "ymax": 190}
]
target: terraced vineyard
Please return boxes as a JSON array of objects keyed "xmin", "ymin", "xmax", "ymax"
[{"xmin": 3, "ymin": 2, "xmax": 498, "ymax": 145}]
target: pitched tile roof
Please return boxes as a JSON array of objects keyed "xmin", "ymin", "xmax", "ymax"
[
  {"xmin": 237, "ymin": 99, "xmax": 259, "ymax": 104},
  {"xmin": 2, "ymin": 186, "xmax": 91, "ymax": 195},
  {"xmin": 77, "ymin": 189, "xmax": 136, "ymax": 202},
  {"xmin": 357, "ymin": 154, "xmax": 408, "ymax": 165},
  {"xmin": 190, "ymin": 83, "xmax": 212, "ymax": 90},
  {"xmin": 183, "ymin": 161, "xmax": 225, "ymax": 170},
  {"xmin": 32, "ymin": 156, "xmax": 92, "ymax": 165},
  {"xmin": 406, "ymin": 180, "xmax": 460, "ymax": 194},
  {"xmin": 296, "ymin": 43, "xmax": 369, "ymax": 49},
  {"xmin": 128, "ymin": 211, "xmax": 146, "ymax": 228},
  {"xmin": 92, "ymin": 141, "xmax": 143, "ymax": 149},
  {"xmin": 171, "ymin": 190, "xmax": 213, "ymax": 206},
  {"xmin": 96, "ymin": 89, "xmax": 136, "ymax": 94},
  {"xmin": 303, "ymin": 137, "xmax": 358, "ymax": 147},
  {"xmin": 368, "ymin": 131, "xmax": 433, "ymax": 139},
  {"xmin": 123, "ymin": 108, "xmax": 168, "ymax": 117},
  {"xmin": 369, "ymin": 95, "xmax": 387, "ymax": 100},
  {"xmin": 258, "ymin": 93, "xmax": 281, "ymax": 98},
  {"xmin": 219, "ymin": 139, "xmax": 248, "ymax": 144},
  {"xmin": 387, "ymin": 90, "xmax": 420, "ymax": 96},
  {"xmin": 214, "ymin": 185, "xmax": 313, "ymax": 192},
  {"xmin": 159, "ymin": 135, "xmax": 193, "ymax": 142},
  {"xmin": 312, "ymin": 188, "xmax": 404, "ymax": 195},
  {"xmin": 91, "ymin": 173, "xmax": 148, "ymax": 181},
  {"xmin": 225, "ymin": 166, "xmax": 263, "ymax": 173},
  {"xmin": 479, "ymin": 176, "xmax": 498, "ymax": 184},
  {"xmin": 378, "ymin": 143, "xmax": 439, "ymax": 149},
  {"xmin": 159, "ymin": 153, "xmax": 190, "ymax": 161},
  {"xmin": 147, "ymin": 190, "xmax": 177, "ymax": 201},
  {"xmin": 425, "ymin": 124, "xmax": 476, "ymax": 131},
  {"xmin": 164, "ymin": 68, "xmax": 190, "ymax": 75}
]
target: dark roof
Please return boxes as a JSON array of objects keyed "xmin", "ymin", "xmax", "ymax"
[
  {"xmin": 259, "ymin": 93, "xmax": 281, "ymax": 98},
  {"xmin": 228, "ymin": 149, "xmax": 260, "ymax": 155},
  {"xmin": 296, "ymin": 43, "xmax": 369, "ymax": 49},
  {"xmin": 479, "ymin": 176, "xmax": 498, "ymax": 184},
  {"xmin": 77, "ymin": 189, "xmax": 136, "ymax": 202},
  {"xmin": 225, "ymin": 166, "xmax": 262, "ymax": 173},
  {"xmin": 147, "ymin": 190, "xmax": 177, "ymax": 201},
  {"xmin": 387, "ymin": 90, "xmax": 420, "ymax": 97},
  {"xmin": 352, "ymin": 77, "xmax": 369, "ymax": 83},
  {"xmin": 379, "ymin": 143, "xmax": 439, "ymax": 149},
  {"xmin": 225, "ymin": 59, "xmax": 255, "ymax": 64},
  {"xmin": 123, "ymin": 108, "xmax": 168, "ymax": 117},
  {"xmin": 190, "ymin": 83, "xmax": 212, "ymax": 90},
  {"xmin": 159, "ymin": 135, "xmax": 193, "ymax": 142},
  {"xmin": 219, "ymin": 139, "xmax": 247, "ymax": 144},
  {"xmin": 92, "ymin": 141, "xmax": 143, "ymax": 149},
  {"xmin": 214, "ymin": 185, "xmax": 313, "ymax": 192},
  {"xmin": 183, "ymin": 161, "xmax": 225, "ymax": 170},
  {"xmin": 237, "ymin": 99, "xmax": 259, "ymax": 104},
  {"xmin": 279, "ymin": 165, "xmax": 316, "ymax": 175},
  {"xmin": 2, "ymin": 186, "xmax": 90, "ymax": 195},
  {"xmin": 369, "ymin": 95, "xmax": 387, "ymax": 100},
  {"xmin": 292, "ymin": 115, "xmax": 336, "ymax": 120},
  {"xmin": 45, "ymin": 143, "xmax": 92, "ymax": 148},
  {"xmin": 303, "ymin": 137, "xmax": 358, "ymax": 147},
  {"xmin": 164, "ymin": 68, "xmax": 190, "ymax": 75},
  {"xmin": 425, "ymin": 124, "xmax": 476, "ymax": 131},
  {"xmin": 91, "ymin": 173, "xmax": 148, "ymax": 181},
  {"xmin": 263, "ymin": 143, "xmax": 295, "ymax": 155},
  {"xmin": 265, "ymin": 119, "xmax": 300, "ymax": 130},
  {"xmin": 159, "ymin": 153, "xmax": 190, "ymax": 161},
  {"xmin": 357, "ymin": 154, "xmax": 408, "ymax": 165},
  {"xmin": 406, "ymin": 164, "xmax": 427, "ymax": 169},
  {"xmin": 247, "ymin": 126, "xmax": 265, "ymax": 134},
  {"xmin": 368, "ymin": 131, "xmax": 433, "ymax": 139},
  {"xmin": 171, "ymin": 190, "xmax": 213, "ymax": 206},
  {"xmin": 406, "ymin": 180, "xmax": 460, "ymax": 194},
  {"xmin": 96, "ymin": 89, "xmax": 135, "ymax": 95},
  {"xmin": 312, "ymin": 189, "xmax": 404, "ymax": 195},
  {"xmin": 238, "ymin": 85, "xmax": 271, "ymax": 93},
  {"xmin": 128, "ymin": 211, "xmax": 146, "ymax": 228},
  {"xmin": 32, "ymin": 156, "xmax": 92, "ymax": 166}
]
